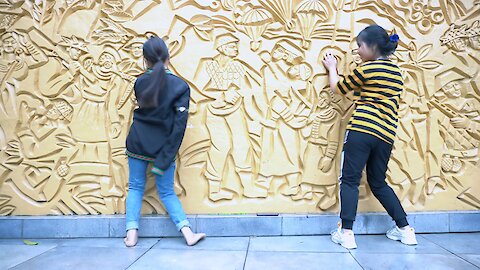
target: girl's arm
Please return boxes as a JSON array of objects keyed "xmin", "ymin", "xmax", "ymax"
[
  {"xmin": 322, "ymin": 52, "xmax": 366, "ymax": 95},
  {"xmin": 151, "ymin": 86, "xmax": 190, "ymax": 176}
]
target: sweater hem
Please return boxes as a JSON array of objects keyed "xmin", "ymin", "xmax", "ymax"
[
  {"xmin": 125, "ymin": 150, "xmax": 155, "ymax": 162},
  {"xmin": 346, "ymin": 127, "xmax": 394, "ymax": 145}
]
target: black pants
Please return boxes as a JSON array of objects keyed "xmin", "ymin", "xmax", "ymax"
[{"xmin": 340, "ymin": 130, "xmax": 408, "ymax": 230}]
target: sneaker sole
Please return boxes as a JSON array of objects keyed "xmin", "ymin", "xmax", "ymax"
[
  {"xmin": 331, "ymin": 236, "xmax": 357, "ymax": 249},
  {"xmin": 386, "ymin": 234, "xmax": 418, "ymax": 245}
]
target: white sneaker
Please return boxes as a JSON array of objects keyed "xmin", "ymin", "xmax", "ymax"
[
  {"xmin": 386, "ymin": 226, "xmax": 418, "ymax": 245},
  {"xmin": 331, "ymin": 227, "xmax": 357, "ymax": 249}
]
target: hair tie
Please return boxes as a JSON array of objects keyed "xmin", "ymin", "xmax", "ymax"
[{"xmin": 390, "ymin": 34, "xmax": 399, "ymax": 43}]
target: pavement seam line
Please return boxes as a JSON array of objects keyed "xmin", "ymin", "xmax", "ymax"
[
  {"xmin": 450, "ymin": 253, "xmax": 480, "ymax": 269},
  {"xmin": 447, "ymin": 249, "xmax": 480, "ymax": 269},
  {"xmin": 243, "ymin": 236, "xmax": 251, "ymax": 270},
  {"xmin": 419, "ymin": 234, "xmax": 453, "ymax": 253},
  {"xmin": 124, "ymin": 238, "xmax": 161, "ymax": 270},
  {"xmin": 6, "ymin": 244, "xmax": 57, "ymax": 269},
  {"xmin": 348, "ymin": 251, "xmax": 365, "ymax": 270},
  {"xmin": 420, "ymin": 234, "xmax": 480, "ymax": 269}
]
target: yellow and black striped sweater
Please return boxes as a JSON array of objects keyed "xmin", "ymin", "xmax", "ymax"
[{"xmin": 337, "ymin": 59, "xmax": 403, "ymax": 144}]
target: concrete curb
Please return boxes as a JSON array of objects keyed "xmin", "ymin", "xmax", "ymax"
[{"xmin": 1, "ymin": 211, "xmax": 479, "ymax": 238}]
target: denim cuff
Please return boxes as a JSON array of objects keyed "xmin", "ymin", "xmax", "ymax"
[
  {"xmin": 176, "ymin": 220, "xmax": 191, "ymax": 231},
  {"xmin": 126, "ymin": 221, "xmax": 139, "ymax": 231}
]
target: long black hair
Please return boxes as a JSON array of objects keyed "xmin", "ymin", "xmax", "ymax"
[
  {"xmin": 357, "ymin": 25, "xmax": 398, "ymax": 57},
  {"xmin": 137, "ymin": 36, "xmax": 170, "ymax": 108}
]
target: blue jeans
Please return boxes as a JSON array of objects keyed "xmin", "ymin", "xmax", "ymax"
[{"xmin": 126, "ymin": 157, "xmax": 190, "ymax": 231}]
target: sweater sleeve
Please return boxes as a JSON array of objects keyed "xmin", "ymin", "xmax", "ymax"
[
  {"xmin": 336, "ymin": 66, "xmax": 366, "ymax": 95},
  {"xmin": 151, "ymin": 86, "xmax": 190, "ymax": 175}
]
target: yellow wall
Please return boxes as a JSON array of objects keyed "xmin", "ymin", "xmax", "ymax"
[{"xmin": 0, "ymin": 0, "xmax": 479, "ymax": 215}]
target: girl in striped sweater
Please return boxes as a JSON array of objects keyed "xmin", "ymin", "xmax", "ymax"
[{"xmin": 322, "ymin": 25, "xmax": 417, "ymax": 249}]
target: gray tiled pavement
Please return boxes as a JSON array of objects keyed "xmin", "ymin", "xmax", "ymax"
[{"xmin": 0, "ymin": 233, "xmax": 479, "ymax": 270}]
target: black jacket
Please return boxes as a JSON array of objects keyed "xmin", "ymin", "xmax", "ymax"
[{"xmin": 126, "ymin": 70, "xmax": 190, "ymax": 175}]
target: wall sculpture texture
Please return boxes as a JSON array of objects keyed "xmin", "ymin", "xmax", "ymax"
[{"xmin": 0, "ymin": 0, "xmax": 479, "ymax": 215}]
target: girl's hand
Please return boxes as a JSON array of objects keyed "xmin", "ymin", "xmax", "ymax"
[{"xmin": 322, "ymin": 52, "xmax": 338, "ymax": 72}]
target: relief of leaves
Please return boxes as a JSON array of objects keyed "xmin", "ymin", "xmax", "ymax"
[
  {"xmin": 92, "ymin": 18, "xmax": 131, "ymax": 44},
  {"xmin": 67, "ymin": 0, "xmax": 94, "ymax": 9},
  {"xmin": 0, "ymin": 0, "xmax": 10, "ymax": 9},
  {"xmin": 4, "ymin": 156, "xmax": 22, "ymax": 166},
  {"xmin": 103, "ymin": 9, "xmax": 133, "ymax": 22},
  {"xmin": 180, "ymin": 139, "xmax": 210, "ymax": 167},
  {"xmin": 190, "ymin": 14, "xmax": 214, "ymax": 41},
  {"xmin": 105, "ymin": 0, "xmax": 122, "ymax": 8},
  {"xmin": 25, "ymin": 0, "xmax": 56, "ymax": 26},
  {"xmin": 0, "ymin": 194, "xmax": 12, "ymax": 207},
  {"xmin": 0, "ymin": 195, "xmax": 14, "ymax": 215},
  {"xmin": 42, "ymin": 0, "xmax": 56, "ymax": 24},
  {"xmin": 5, "ymin": 140, "xmax": 20, "ymax": 157},
  {"xmin": 103, "ymin": 0, "xmax": 133, "ymax": 22},
  {"xmin": 24, "ymin": 0, "xmax": 40, "ymax": 21},
  {"xmin": 0, "ymin": 0, "xmax": 23, "ymax": 9},
  {"xmin": 55, "ymin": 134, "xmax": 76, "ymax": 148},
  {"xmin": 220, "ymin": 0, "xmax": 236, "ymax": 11},
  {"xmin": 92, "ymin": 31, "xmax": 122, "ymax": 44},
  {"xmin": 0, "ymin": 205, "xmax": 15, "ymax": 216},
  {"xmin": 211, "ymin": 15, "xmax": 237, "ymax": 32},
  {"xmin": 408, "ymin": 42, "xmax": 441, "ymax": 70},
  {"xmin": 71, "ymin": 185, "xmax": 106, "ymax": 214}
]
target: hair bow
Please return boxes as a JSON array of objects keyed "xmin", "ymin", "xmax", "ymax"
[{"xmin": 390, "ymin": 34, "xmax": 399, "ymax": 43}]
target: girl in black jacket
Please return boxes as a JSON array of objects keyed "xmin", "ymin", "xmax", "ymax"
[{"xmin": 124, "ymin": 36, "xmax": 205, "ymax": 247}]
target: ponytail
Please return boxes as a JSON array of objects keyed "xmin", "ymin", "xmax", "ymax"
[
  {"xmin": 381, "ymin": 34, "xmax": 399, "ymax": 56},
  {"xmin": 137, "ymin": 59, "xmax": 166, "ymax": 108},
  {"xmin": 137, "ymin": 36, "xmax": 170, "ymax": 109}
]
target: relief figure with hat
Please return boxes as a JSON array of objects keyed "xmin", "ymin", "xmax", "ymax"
[{"xmin": 194, "ymin": 32, "xmax": 266, "ymax": 201}]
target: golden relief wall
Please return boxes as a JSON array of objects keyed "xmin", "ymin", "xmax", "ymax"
[{"xmin": 0, "ymin": 0, "xmax": 479, "ymax": 215}]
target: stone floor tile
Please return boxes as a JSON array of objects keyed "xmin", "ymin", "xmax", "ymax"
[
  {"xmin": 153, "ymin": 237, "xmax": 249, "ymax": 251},
  {"xmin": 127, "ymin": 249, "xmax": 246, "ymax": 270},
  {"xmin": 351, "ymin": 235, "xmax": 450, "ymax": 254},
  {"xmin": 351, "ymin": 253, "xmax": 479, "ymax": 270},
  {"xmin": 0, "ymin": 244, "xmax": 56, "ymax": 269},
  {"xmin": 421, "ymin": 233, "xmax": 480, "ymax": 254},
  {"xmin": 457, "ymin": 254, "xmax": 480, "ymax": 268},
  {"xmin": 249, "ymin": 236, "xmax": 348, "ymax": 253},
  {"xmin": 10, "ymin": 246, "xmax": 148, "ymax": 270},
  {"xmin": 244, "ymin": 251, "xmax": 362, "ymax": 270}
]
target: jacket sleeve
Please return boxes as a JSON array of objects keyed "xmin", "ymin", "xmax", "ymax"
[
  {"xmin": 151, "ymin": 86, "xmax": 190, "ymax": 175},
  {"xmin": 336, "ymin": 66, "xmax": 366, "ymax": 95}
]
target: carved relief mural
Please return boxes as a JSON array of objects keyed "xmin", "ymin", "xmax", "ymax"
[{"xmin": 0, "ymin": 0, "xmax": 478, "ymax": 215}]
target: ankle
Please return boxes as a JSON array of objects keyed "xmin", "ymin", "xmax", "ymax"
[
  {"xmin": 181, "ymin": 226, "xmax": 193, "ymax": 237},
  {"xmin": 126, "ymin": 229, "xmax": 138, "ymax": 236}
]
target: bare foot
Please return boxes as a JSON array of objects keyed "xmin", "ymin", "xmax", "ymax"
[
  {"xmin": 124, "ymin": 229, "xmax": 138, "ymax": 247},
  {"xmin": 181, "ymin": 227, "xmax": 206, "ymax": 246}
]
